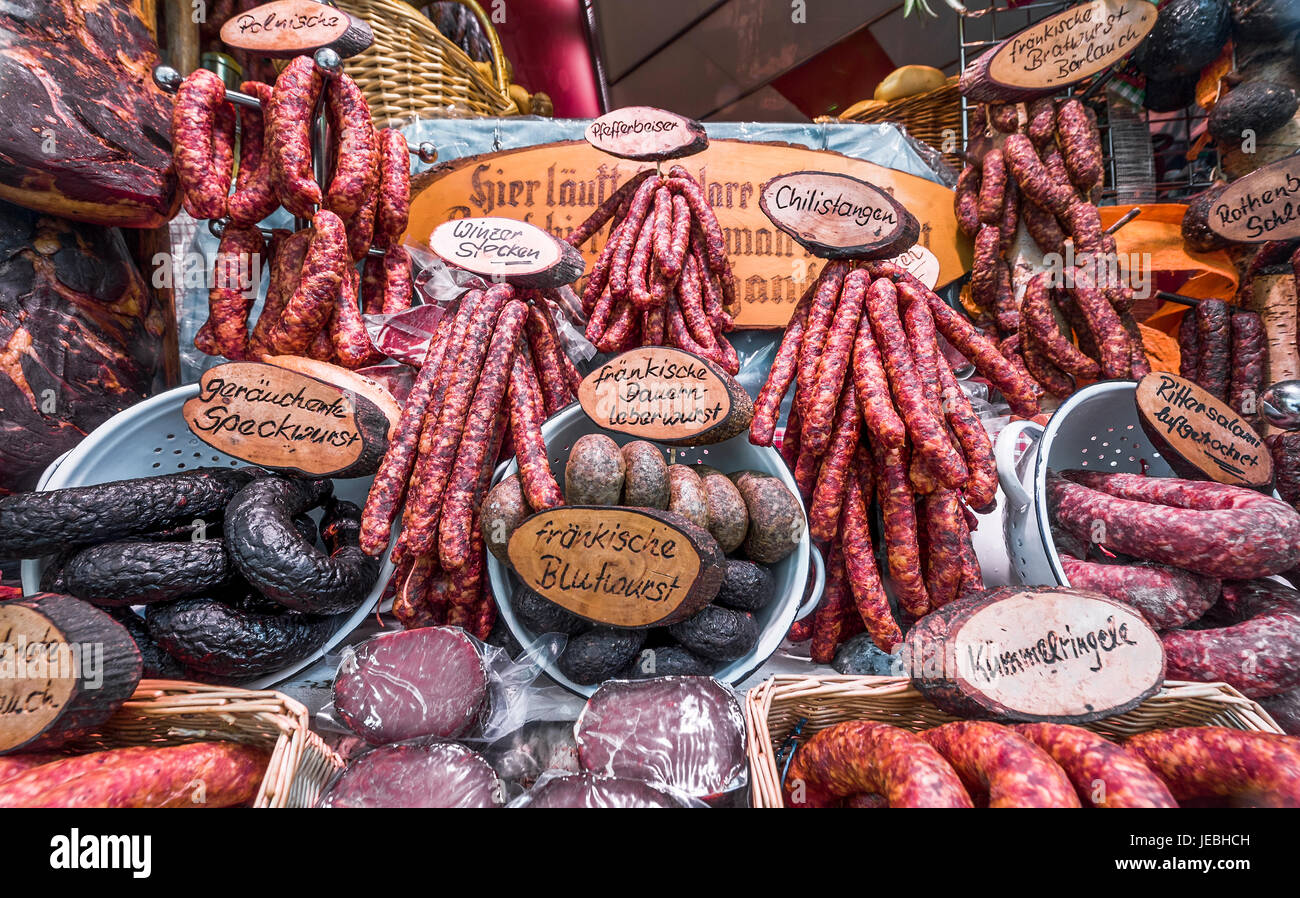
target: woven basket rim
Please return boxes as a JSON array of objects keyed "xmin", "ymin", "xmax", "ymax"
[
  {"xmin": 61, "ymin": 679, "xmax": 343, "ymax": 809},
  {"xmin": 744, "ymin": 675, "xmax": 1285, "ymax": 808}
]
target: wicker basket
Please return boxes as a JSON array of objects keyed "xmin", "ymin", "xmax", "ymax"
[
  {"xmin": 62, "ymin": 679, "xmax": 343, "ymax": 808},
  {"xmin": 745, "ymin": 675, "xmax": 1285, "ymax": 808},
  {"xmin": 335, "ymin": 0, "xmax": 516, "ymax": 124},
  {"xmin": 838, "ymin": 76, "xmax": 962, "ymax": 170}
]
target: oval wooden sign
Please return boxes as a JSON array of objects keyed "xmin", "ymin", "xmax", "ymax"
[
  {"xmin": 885, "ymin": 242, "xmax": 940, "ymax": 289},
  {"xmin": 759, "ymin": 171, "xmax": 920, "ymax": 261},
  {"xmin": 1206, "ymin": 154, "xmax": 1300, "ymax": 244},
  {"xmin": 506, "ymin": 506, "xmax": 725, "ymax": 628},
  {"xmin": 584, "ymin": 106, "xmax": 708, "ymax": 161},
  {"xmin": 183, "ymin": 361, "xmax": 393, "ymax": 478},
  {"xmin": 1135, "ymin": 372, "xmax": 1273, "ymax": 488},
  {"xmin": 962, "ymin": 0, "xmax": 1157, "ymax": 100},
  {"xmin": 0, "ymin": 595, "xmax": 141, "ymax": 754},
  {"xmin": 578, "ymin": 346, "xmax": 754, "ymax": 446},
  {"xmin": 219, "ymin": 0, "xmax": 374, "ymax": 59},
  {"xmin": 904, "ymin": 587, "xmax": 1165, "ymax": 724},
  {"xmin": 430, "ymin": 216, "xmax": 585, "ymax": 288}
]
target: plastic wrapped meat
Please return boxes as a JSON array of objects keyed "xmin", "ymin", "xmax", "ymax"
[
  {"xmin": 332, "ymin": 627, "xmax": 488, "ymax": 745},
  {"xmin": 318, "ymin": 743, "xmax": 502, "ymax": 808},
  {"xmin": 513, "ymin": 772, "xmax": 691, "ymax": 808},
  {"xmin": 575, "ymin": 676, "xmax": 747, "ymax": 803}
]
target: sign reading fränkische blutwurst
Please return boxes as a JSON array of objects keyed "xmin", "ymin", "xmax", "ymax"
[{"xmin": 408, "ymin": 138, "xmax": 965, "ymax": 328}]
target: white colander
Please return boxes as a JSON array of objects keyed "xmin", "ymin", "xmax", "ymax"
[
  {"xmin": 485, "ymin": 402, "xmax": 824, "ymax": 697},
  {"xmin": 993, "ymin": 380, "xmax": 1177, "ymax": 588},
  {"xmin": 18, "ymin": 384, "xmax": 394, "ymax": 689}
]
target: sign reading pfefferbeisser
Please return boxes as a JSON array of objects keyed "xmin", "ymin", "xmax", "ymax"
[{"xmin": 584, "ymin": 106, "xmax": 709, "ymax": 161}]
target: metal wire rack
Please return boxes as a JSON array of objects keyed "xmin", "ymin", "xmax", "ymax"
[{"xmin": 957, "ymin": 0, "xmax": 1220, "ymax": 204}]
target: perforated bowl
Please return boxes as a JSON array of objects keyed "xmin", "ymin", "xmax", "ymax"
[
  {"xmin": 993, "ymin": 380, "xmax": 1176, "ymax": 587},
  {"xmin": 486, "ymin": 402, "xmax": 824, "ymax": 697},
  {"xmin": 19, "ymin": 384, "xmax": 393, "ymax": 689}
]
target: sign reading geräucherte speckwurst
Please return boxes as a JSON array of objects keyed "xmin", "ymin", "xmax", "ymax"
[{"xmin": 183, "ymin": 362, "xmax": 391, "ymax": 478}]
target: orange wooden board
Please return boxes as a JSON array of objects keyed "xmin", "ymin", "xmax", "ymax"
[{"xmin": 408, "ymin": 138, "xmax": 966, "ymax": 328}]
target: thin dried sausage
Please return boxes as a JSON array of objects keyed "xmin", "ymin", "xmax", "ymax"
[
  {"xmin": 868, "ymin": 277, "xmax": 967, "ymax": 488},
  {"xmin": 439, "ymin": 299, "xmax": 528, "ymax": 570},
  {"xmin": 842, "ymin": 476, "xmax": 901, "ymax": 651},
  {"xmin": 873, "ymin": 445, "xmax": 929, "ymax": 617},
  {"xmin": 751, "ymin": 281, "xmax": 813, "ymax": 446},
  {"xmin": 359, "ymin": 305, "xmax": 457, "ymax": 555},
  {"xmin": 510, "ymin": 347, "xmax": 565, "ymax": 511},
  {"xmin": 809, "ymin": 380, "xmax": 858, "ymax": 543},
  {"xmin": 805, "ymin": 268, "xmax": 868, "ymax": 456}
]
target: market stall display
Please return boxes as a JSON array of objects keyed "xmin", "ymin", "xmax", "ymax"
[{"xmin": 8, "ymin": 0, "xmax": 1300, "ymax": 815}]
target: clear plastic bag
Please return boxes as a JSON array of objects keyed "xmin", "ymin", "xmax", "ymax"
[
  {"xmin": 317, "ymin": 626, "xmax": 566, "ymax": 746},
  {"xmin": 573, "ymin": 676, "xmax": 748, "ymax": 806},
  {"xmin": 317, "ymin": 739, "xmax": 505, "ymax": 808},
  {"xmin": 507, "ymin": 770, "xmax": 707, "ymax": 808}
]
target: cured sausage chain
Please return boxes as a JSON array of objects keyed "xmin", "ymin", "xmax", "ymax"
[
  {"xmin": 750, "ymin": 260, "xmax": 1034, "ymax": 659},
  {"xmin": 783, "ymin": 719, "xmax": 1300, "ymax": 807},
  {"xmin": 954, "ymin": 98, "xmax": 1150, "ymax": 396},
  {"xmin": 169, "ymin": 56, "xmax": 413, "ymax": 367},
  {"xmin": 567, "ymin": 166, "xmax": 740, "ymax": 374},
  {"xmin": 359, "ymin": 282, "xmax": 580, "ymax": 636}
]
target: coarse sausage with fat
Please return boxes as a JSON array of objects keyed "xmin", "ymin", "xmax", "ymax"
[
  {"xmin": 920, "ymin": 721, "xmax": 1081, "ymax": 808},
  {"xmin": 1011, "ymin": 723, "xmax": 1176, "ymax": 808},
  {"xmin": 784, "ymin": 721, "xmax": 973, "ymax": 808},
  {"xmin": 1047, "ymin": 470, "xmax": 1300, "ymax": 579}
]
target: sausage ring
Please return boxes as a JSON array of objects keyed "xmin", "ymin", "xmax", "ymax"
[
  {"xmin": 785, "ymin": 721, "xmax": 974, "ymax": 808},
  {"xmin": 920, "ymin": 721, "xmax": 1081, "ymax": 807}
]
